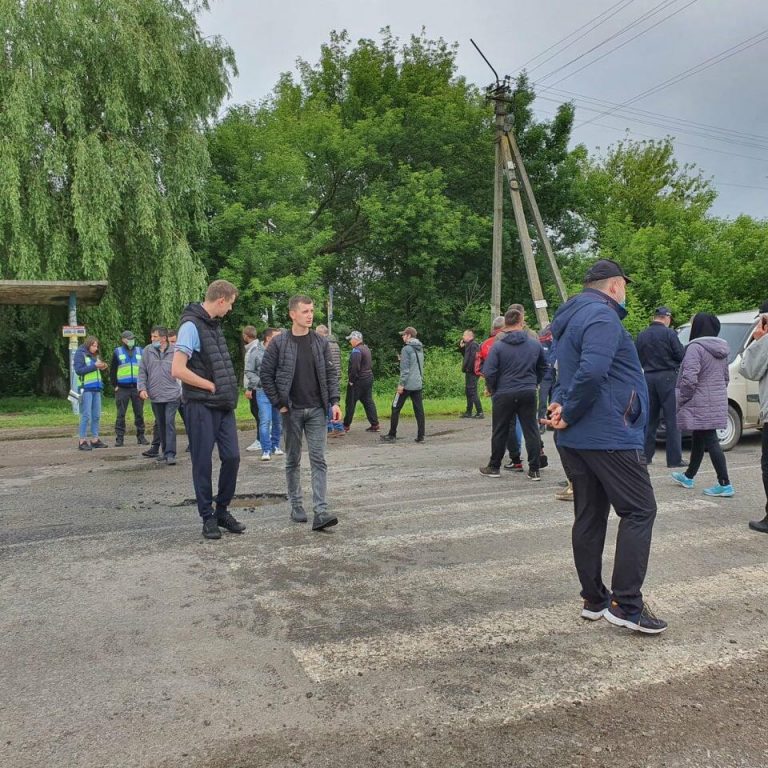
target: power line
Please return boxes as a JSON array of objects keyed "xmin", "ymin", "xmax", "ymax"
[
  {"xmin": 517, "ymin": 0, "xmax": 636, "ymax": 74},
  {"xmin": 536, "ymin": 0, "xmax": 687, "ymax": 83},
  {"xmin": 577, "ymin": 28, "xmax": 768, "ymax": 128},
  {"xmin": 543, "ymin": 0, "xmax": 701, "ymax": 86}
]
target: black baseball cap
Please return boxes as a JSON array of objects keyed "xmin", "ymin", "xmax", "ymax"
[
  {"xmin": 654, "ymin": 306, "xmax": 673, "ymax": 317},
  {"xmin": 583, "ymin": 259, "xmax": 632, "ymax": 284},
  {"xmin": 759, "ymin": 300, "xmax": 768, "ymax": 314}
]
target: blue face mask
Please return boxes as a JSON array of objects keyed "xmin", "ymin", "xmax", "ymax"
[
  {"xmin": 152, "ymin": 341, "xmax": 162, "ymax": 350},
  {"xmin": 618, "ymin": 300, "xmax": 626, "ymax": 309}
]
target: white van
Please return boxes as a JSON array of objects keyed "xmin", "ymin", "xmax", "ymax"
[{"xmin": 676, "ymin": 310, "xmax": 762, "ymax": 451}]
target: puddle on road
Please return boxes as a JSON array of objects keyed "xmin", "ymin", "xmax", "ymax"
[{"xmin": 175, "ymin": 492, "xmax": 287, "ymax": 508}]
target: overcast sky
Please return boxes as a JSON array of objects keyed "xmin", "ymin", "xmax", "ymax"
[{"xmin": 198, "ymin": 0, "xmax": 768, "ymax": 219}]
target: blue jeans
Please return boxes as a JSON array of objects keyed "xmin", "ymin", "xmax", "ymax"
[
  {"xmin": 270, "ymin": 404, "xmax": 282, "ymax": 451},
  {"xmin": 283, "ymin": 407, "xmax": 328, "ymax": 515},
  {"xmin": 256, "ymin": 390, "xmax": 274, "ymax": 452},
  {"xmin": 79, "ymin": 390, "xmax": 102, "ymax": 440}
]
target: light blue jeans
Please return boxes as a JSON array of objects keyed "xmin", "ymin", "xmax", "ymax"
[
  {"xmin": 283, "ymin": 407, "xmax": 328, "ymax": 515},
  {"xmin": 256, "ymin": 390, "xmax": 274, "ymax": 453},
  {"xmin": 79, "ymin": 390, "xmax": 102, "ymax": 440}
]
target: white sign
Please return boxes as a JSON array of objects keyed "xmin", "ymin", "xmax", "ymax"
[{"xmin": 534, "ymin": 300, "xmax": 548, "ymax": 309}]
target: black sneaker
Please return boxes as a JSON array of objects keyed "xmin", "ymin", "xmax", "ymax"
[
  {"xmin": 312, "ymin": 511, "xmax": 338, "ymax": 531},
  {"xmin": 78, "ymin": 442, "xmax": 92, "ymax": 451},
  {"xmin": 414, "ymin": 436, "xmax": 425, "ymax": 443},
  {"xmin": 291, "ymin": 507, "xmax": 308, "ymax": 523},
  {"xmin": 474, "ymin": 413, "xmax": 485, "ymax": 419},
  {"xmin": 605, "ymin": 601, "xmax": 668, "ymax": 634},
  {"xmin": 748, "ymin": 515, "xmax": 768, "ymax": 533},
  {"xmin": 504, "ymin": 460, "xmax": 524, "ymax": 472},
  {"xmin": 114, "ymin": 438, "xmax": 124, "ymax": 447},
  {"xmin": 137, "ymin": 435, "xmax": 149, "ymax": 445},
  {"xmin": 460, "ymin": 413, "xmax": 473, "ymax": 419},
  {"xmin": 527, "ymin": 469, "xmax": 541, "ymax": 481},
  {"xmin": 365, "ymin": 425, "xmax": 380, "ymax": 432},
  {"xmin": 202, "ymin": 516, "xmax": 222, "ymax": 540},
  {"xmin": 479, "ymin": 465, "xmax": 501, "ymax": 478},
  {"xmin": 380, "ymin": 434, "xmax": 397, "ymax": 442},
  {"xmin": 90, "ymin": 439, "xmax": 108, "ymax": 448},
  {"xmin": 580, "ymin": 600, "xmax": 609, "ymax": 621},
  {"xmin": 142, "ymin": 448, "xmax": 160, "ymax": 458},
  {"xmin": 216, "ymin": 511, "xmax": 246, "ymax": 534}
]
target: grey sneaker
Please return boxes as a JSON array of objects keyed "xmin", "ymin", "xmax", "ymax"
[
  {"xmin": 202, "ymin": 516, "xmax": 222, "ymax": 540},
  {"xmin": 312, "ymin": 511, "xmax": 338, "ymax": 531},
  {"xmin": 290, "ymin": 507, "xmax": 308, "ymax": 523},
  {"xmin": 479, "ymin": 465, "xmax": 501, "ymax": 477}
]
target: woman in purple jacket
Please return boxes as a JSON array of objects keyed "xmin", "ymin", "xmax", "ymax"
[{"xmin": 671, "ymin": 313, "xmax": 734, "ymax": 497}]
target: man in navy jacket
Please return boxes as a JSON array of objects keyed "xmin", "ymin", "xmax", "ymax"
[{"xmin": 548, "ymin": 259, "xmax": 667, "ymax": 634}]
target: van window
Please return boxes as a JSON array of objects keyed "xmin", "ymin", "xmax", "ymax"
[{"xmin": 677, "ymin": 323, "xmax": 753, "ymax": 364}]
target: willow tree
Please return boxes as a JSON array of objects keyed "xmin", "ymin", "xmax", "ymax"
[{"xmin": 0, "ymin": 0, "xmax": 235, "ymax": 393}]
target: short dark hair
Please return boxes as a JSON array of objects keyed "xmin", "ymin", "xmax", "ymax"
[
  {"xmin": 205, "ymin": 280, "xmax": 238, "ymax": 302},
  {"xmin": 167, "ymin": 328, "xmax": 177, "ymax": 337},
  {"xmin": 242, "ymin": 325, "xmax": 258, "ymax": 340},
  {"xmin": 288, "ymin": 294, "xmax": 314, "ymax": 311},
  {"xmin": 151, "ymin": 325, "xmax": 168, "ymax": 338},
  {"xmin": 504, "ymin": 308, "xmax": 523, "ymax": 326},
  {"xmin": 262, "ymin": 327, "xmax": 278, "ymax": 342}
]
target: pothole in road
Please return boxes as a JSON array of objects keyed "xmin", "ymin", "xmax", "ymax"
[{"xmin": 175, "ymin": 492, "xmax": 287, "ymax": 508}]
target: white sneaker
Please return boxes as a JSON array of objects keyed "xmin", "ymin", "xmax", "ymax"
[
  {"xmin": 273, "ymin": 448, "xmax": 284, "ymax": 456},
  {"xmin": 260, "ymin": 452, "xmax": 271, "ymax": 461},
  {"xmin": 246, "ymin": 440, "xmax": 261, "ymax": 452}
]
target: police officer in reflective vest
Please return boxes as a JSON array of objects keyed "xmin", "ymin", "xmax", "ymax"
[{"xmin": 110, "ymin": 330, "xmax": 148, "ymax": 447}]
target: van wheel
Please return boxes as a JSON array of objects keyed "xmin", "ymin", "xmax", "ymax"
[{"xmin": 717, "ymin": 405, "xmax": 742, "ymax": 452}]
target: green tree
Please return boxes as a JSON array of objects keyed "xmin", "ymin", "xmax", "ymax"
[{"xmin": 0, "ymin": 0, "xmax": 235, "ymax": 393}]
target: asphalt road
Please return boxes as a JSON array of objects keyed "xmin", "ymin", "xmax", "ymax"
[{"xmin": 1, "ymin": 418, "xmax": 767, "ymax": 768}]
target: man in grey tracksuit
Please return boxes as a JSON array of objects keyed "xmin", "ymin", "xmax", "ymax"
[
  {"xmin": 739, "ymin": 304, "xmax": 768, "ymax": 533},
  {"xmin": 381, "ymin": 326, "xmax": 425, "ymax": 443},
  {"xmin": 138, "ymin": 326, "xmax": 182, "ymax": 465}
]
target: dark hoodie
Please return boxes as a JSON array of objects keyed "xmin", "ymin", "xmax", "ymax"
[
  {"xmin": 483, "ymin": 330, "xmax": 547, "ymax": 396},
  {"xmin": 550, "ymin": 288, "xmax": 648, "ymax": 450}
]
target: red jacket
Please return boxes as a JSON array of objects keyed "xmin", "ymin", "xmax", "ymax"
[{"xmin": 475, "ymin": 331, "xmax": 500, "ymax": 377}]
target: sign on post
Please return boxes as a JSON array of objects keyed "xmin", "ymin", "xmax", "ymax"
[{"xmin": 62, "ymin": 325, "xmax": 86, "ymax": 337}]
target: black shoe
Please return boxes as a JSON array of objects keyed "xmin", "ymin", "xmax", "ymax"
[
  {"xmin": 312, "ymin": 511, "xmax": 338, "ymax": 531},
  {"xmin": 365, "ymin": 424, "xmax": 380, "ymax": 432},
  {"xmin": 137, "ymin": 435, "xmax": 149, "ymax": 445},
  {"xmin": 291, "ymin": 507, "xmax": 308, "ymax": 523},
  {"xmin": 78, "ymin": 442, "xmax": 92, "ymax": 451},
  {"xmin": 460, "ymin": 413, "xmax": 473, "ymax": 419},
  {"xmin": 380, "ymin": 434, "xmax": 397, "ymax": 442},
  {"xmin": 605, "ymin": 601, "xmax": 667, "ymax": 634},
  {"xmin": 202, "ymin": 517, "xmax": 222, "ymax": 539},
  {"xmin": 474, "ymin": 413, "xmax": 485, "ymax": 419},
  {"xmin": 142, "ymin": 449, "xmax": 159, "ymax": 458},
  {"xmin": 216, "ymin": 511, "xmax": 246, "ymax": 534},
  {"xmin": 539, "ymin": 453, "xmax": 549, "ymax": 469},
  {"xmin": 667, "ymin": 462, "xmax": 689, "ymax": 468},
  {"xmin": 185, "ymin": 445, "xmax": 191, "ymax": 453},
  {"xmin": 479, "ymin": 465, "xmax": 501, "ymax": 478},
  {"xmin": 527, "ymin": 469, "xmax": 541, "ymax": 481},
  {"xmin": 504, "ymin": 460, "xmax": 523, "ymax": 472},
  {"xmin": 114, "ymin": 438, "xmax": 124, "ymax": 447},
  {"xmin": 90, "ymin": 439, "xmax": 108, "ymax": 448},
  {"xmin": 748, "ymin": 515, "xmax": 768, "ymax": 534},
  {"xmin": 580, "ymin": 600, "xmax": 609, "ymax": 621},
  {"xmin": 156, "ymin": 455, "xmax": 167, "ymax": 462},
  {"xmin": 414, "ymin": 436, "xmax": 425, "ymax": 443}
]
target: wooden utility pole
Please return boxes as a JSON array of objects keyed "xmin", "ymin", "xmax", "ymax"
[{"xmin": 490, "ymin": 96, "xmax": 505, "ymax": 324}]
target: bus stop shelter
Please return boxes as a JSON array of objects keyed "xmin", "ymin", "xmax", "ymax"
[{"xmin": 0, "ymin": 280, "xmax": 108, "ymax": 412}]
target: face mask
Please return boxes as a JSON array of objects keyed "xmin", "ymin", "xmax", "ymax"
[
  {"xmin": 618, "ymin": 300, "xmax": 626, "ymax": 309},
  {"xmin": 152, "ymin": 341, "xmax": 162, "ymax": 350},
  {"xmin": 125, "ymin": 340, "xmax": 135, "ymax": 349}
]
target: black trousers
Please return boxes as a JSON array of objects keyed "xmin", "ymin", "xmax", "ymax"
[
  {"xmin": 560, "ymin": 447, "xmax": 657, "ymax": 614},
  {"xmin": 185, "ymin": 401, "xmax": 240, "ymax": 519},
  {"xmin": 151, "ymin": 400, "xmax": 179, "ymax": 458},
  {"xmin": 115, "ymin": 386, "xmax": 145, "ymax": 439},
  {"xmin": 388, "ymin": 389, "xmax": 425, "ymax": 439},
  {"xmin": 644, "ymin": 370, "xmax": 682, "ymax": 466},
  {"xmin": 249, "ymin": 394, "xmax": 260, "ymax": 431},
  {"xmin": 151, "ymin": 402, "xmax": 185, "ymax": 450},
  {"xmin": 464, "ymin": 373, "xmax": 483, "ymax": 415},
  {"xmin": 489, "ymin": 391, "xmax": 539, "ymax": 470},
  {"xmin": 686, "ymin": 429, "xmax": 729, "ymax": 486},
  {"xmin": 344, "ymin": 378, "xmax": 379, "ymax": 428},
  {"xmin": 537, "ymin": 375, "xmax": 554, "ymax": 422}
]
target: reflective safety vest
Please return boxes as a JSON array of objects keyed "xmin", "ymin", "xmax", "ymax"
[
  {"xmin": 80, "ymin": 355, "xmax": 102, "ymax": 390},
  {"xmin": 115, "ymin": 345, "xmax": 142, "ymax": 385}
]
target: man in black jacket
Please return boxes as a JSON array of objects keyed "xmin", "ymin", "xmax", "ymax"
[
  {"xmin": 479, "ymin": 308, "xmax": 547, "ymax": 480},
  {"xmin": 260, "ymin": 295, "xmax": 341, "ymax": 531},
  {"xmin": 635, "ymin": 306, "xmax": 686, "ymax": 467},
  {"xmin": 458, "ymin": 330, "xmax": 483, "ymax": 418},
  {"xmin": 343, "ymin": 331, "xmax": 380, "ymax": 432},
  {"xmin": 171, "ymin": 280, "xmax": 246, "ymax": 540}
]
